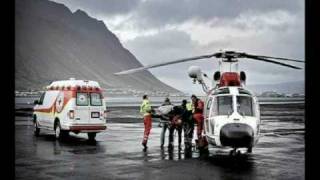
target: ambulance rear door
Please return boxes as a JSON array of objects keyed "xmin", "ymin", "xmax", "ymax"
[
  {"xmin": 89, "ymin": 92, "xmax": 104, "ymax": 124},
  {"xmin": 75, "ymin": 92, "xmax": 90, "ymax": 124}
]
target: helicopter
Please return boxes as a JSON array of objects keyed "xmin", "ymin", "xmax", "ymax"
[{"xmin": 114, "ymin": 50, "xmax": 304, "ymax": 155}]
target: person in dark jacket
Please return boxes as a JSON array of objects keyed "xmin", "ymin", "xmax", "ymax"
[
  {"xmin": 167, "ymin": 106, "xmax": 184, "ymax": 150},
  {"xmin": 181, "ymin": 99, "xmax": 194, "ymax": 151}
]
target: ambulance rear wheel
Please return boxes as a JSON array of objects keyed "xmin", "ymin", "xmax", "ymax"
[
  {"xmin": 55, "ymin": 122, "xmax": 69, "ymax": 140},
  {"xmin": 88, "ymin": 132, "xmax": 96, "ymax": 141},
  {"xmin": 34, "ymin": 120, "xmax": 40, "ymax": 137}
]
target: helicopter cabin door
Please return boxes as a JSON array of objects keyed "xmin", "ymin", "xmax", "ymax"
[
  {"xmin": 204, "ymin": 97, "xmax": 213, "ymax": 135},
  {"xmin": 252, "ymin": 96, "xmax": 261, "ymax": 135}
]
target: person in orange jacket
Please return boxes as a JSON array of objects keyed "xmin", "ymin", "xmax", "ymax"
[{"xmin": 191, "ymin": 94, "xmax": 204, "ymax": 141}]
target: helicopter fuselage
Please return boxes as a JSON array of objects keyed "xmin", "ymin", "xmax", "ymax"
[
  {"xmin": 113, "ymin": 50, "xmax": 303, "ymax": 155},
  {"xmin": 203, "ymin": 86, "xmax": 260, "ymax": 152}
]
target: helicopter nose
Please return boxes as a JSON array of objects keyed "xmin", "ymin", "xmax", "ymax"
[{"xmin": 220, "ymin": 123, "xmax": 254, "ymax": 148}]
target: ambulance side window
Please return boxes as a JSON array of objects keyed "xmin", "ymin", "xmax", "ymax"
[{"xmin": 39, "ymin": 92, "xmax": 45, "ymax": 105}]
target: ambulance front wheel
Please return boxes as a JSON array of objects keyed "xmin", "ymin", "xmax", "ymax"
[
  {"xmin": 33, "ymin": 117, "xmax": 40, "ymax": 137},
  {"xmin": 88, "ymin": 132, "xmax": 96, "ymax": 141}
]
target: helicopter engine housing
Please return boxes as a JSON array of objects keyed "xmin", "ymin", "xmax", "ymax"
[
  {"xmin": 213, "ymin": 71, "xmax": 221, "ymax": 81},
  {"xmin": 212, "ymin": 71, "xmax": 221, "ymax": 87},
  {"xmin": 240, "ymin": 71, "xmax": 246, "ymax": 85}
]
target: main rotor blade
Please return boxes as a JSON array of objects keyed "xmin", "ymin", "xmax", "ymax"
[
  {"xmin": 244, "ymin": 54, "xmax": 302, "ymax": 69},
  {"xmin": 249, "ymin": 54, "xmax": 305, "ymax": 63},
  {"xmin": 114, "ymin": 53, "xmax": 218, "ymax": 75}
]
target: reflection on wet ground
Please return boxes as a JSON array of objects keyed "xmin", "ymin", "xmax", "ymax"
[{"xmin": 15, "ymin": 103, "xmax": 304, "ymax": 180}]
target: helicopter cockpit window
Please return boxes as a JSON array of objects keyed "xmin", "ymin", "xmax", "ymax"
[
  {"xmin": 212, "ymin": 96, "xmax": 233, "ymax": 116},
  {"xmin": 212, "ymin": 88, "xmax": 230, "ymax": 95},
  {"xmin": 236, "ymin": 96, "xmax": 254, "ymax": 116},
  {"xmin": 238, "ymin": 88, "xmax": 252, "ymax": 95}
]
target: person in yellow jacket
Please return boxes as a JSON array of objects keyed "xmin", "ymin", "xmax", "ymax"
[
  {"xmin": 186, "ymin": 102, "xmax": 193, "ymax": 111},
  {"xmin": 140, "ymin": 95, "xmax": 152, "ymax": 149}
]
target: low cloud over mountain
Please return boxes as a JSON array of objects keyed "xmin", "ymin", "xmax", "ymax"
[{"xmin": 15, "ymin": 0, "xmax": 180, "ymax": 95}]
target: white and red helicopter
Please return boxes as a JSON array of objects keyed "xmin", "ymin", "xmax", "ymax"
[{"xmin": 114, "ymin": 50, "xmax": 304, "ymax": 155}]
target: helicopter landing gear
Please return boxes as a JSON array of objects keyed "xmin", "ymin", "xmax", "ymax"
[
  {"xmin": 236, "ymin": 150, "xmax": 242, "ymax": 156},
  {"xmin": 229, "ymin": 148, "xmax": 242, "ymax": 156},
  {"xmin": 229, "ymin": 148, "xmax": 236, "ymax": 156}
]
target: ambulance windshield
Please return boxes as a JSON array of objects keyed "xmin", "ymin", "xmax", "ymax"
[{"xmin": 212, "ymin": 95, "xmax": 233, "ymax": 116}]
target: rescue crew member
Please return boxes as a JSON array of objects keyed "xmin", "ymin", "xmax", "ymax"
[
  {"xmin": 140, "ymin": 95, "xmax": 152, "ymax": 149},
  {"xmin": 168, "ymin": 106, "xmax": 183, "ymax": 150},
  {"xmin": 182, "ymin": 100, "xmax": 194, "ymax": 150},
  {"xmin": 191, "ymin": 94, "xmax": 204, "ymax": 142},
  {"xmin": 159, "ymin": 98, "xmax": 172, "ymax": 149}
]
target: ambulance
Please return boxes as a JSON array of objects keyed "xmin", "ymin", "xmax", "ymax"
[{"xmin": 33, "ymin": 78, "xmax": 107, "ymax": 141}]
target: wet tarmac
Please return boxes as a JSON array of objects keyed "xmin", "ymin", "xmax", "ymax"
[{"xmin": 15, "ymin": 100, "xmax": 304, "ymax": 180}]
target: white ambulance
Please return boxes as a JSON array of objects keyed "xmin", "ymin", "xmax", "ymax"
[{"xmin": 33, "ymin": 78, "xmax": 107, "ymax": 141}]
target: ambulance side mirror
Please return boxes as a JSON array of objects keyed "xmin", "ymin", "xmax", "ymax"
[{"xmin": 34, "ymin": 100, "xmax": 39, "ymax": 105}]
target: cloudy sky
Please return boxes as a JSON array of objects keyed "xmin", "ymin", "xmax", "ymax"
[{"xmin": 52, "ymin": 0, "xmax": 305, "ymax": 95}]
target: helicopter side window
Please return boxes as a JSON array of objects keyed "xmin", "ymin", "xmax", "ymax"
[
  {"xmin": 206, "ymin": 98, "xmax": 212, "ymax": 110},
  {"xmin": 236, "ymin": 96, "xmax": 254, "ymax": 116},
  {"xmin": 212, "ymin": 96, "xmax": 233, "ymax": 116}
]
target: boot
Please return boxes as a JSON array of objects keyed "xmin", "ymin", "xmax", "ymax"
[
  {"xmin": 160, "ymin": 144, "xmax": 164, "ymax": 149},
  {"xmin": 142, "ymin": 141, "xmax": 147, "ymax": 149},
  {"xmin": 184, "ymin": 142, "xmax": 191, "ymax": 151}
]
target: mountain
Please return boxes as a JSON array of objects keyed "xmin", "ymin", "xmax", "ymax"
[
  {"xmin": 15, "ymin": 0, "xmax": 180, "ymax": 96},
  {"xmin": 246, "ymin": 81, "xmax": 304, "ymax": 95}
]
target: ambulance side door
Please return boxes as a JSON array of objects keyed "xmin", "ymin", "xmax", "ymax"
[
  {"xmin": 40, "ymin": 91, "xmax": 59, "ymax": 128},
  {"xmin": 35, "ymin": 92, "xmax": 46, "ymax": 127},
  {"xmin": 39, "ymin": 92, "xmax": 52, "ymax": 127}
]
